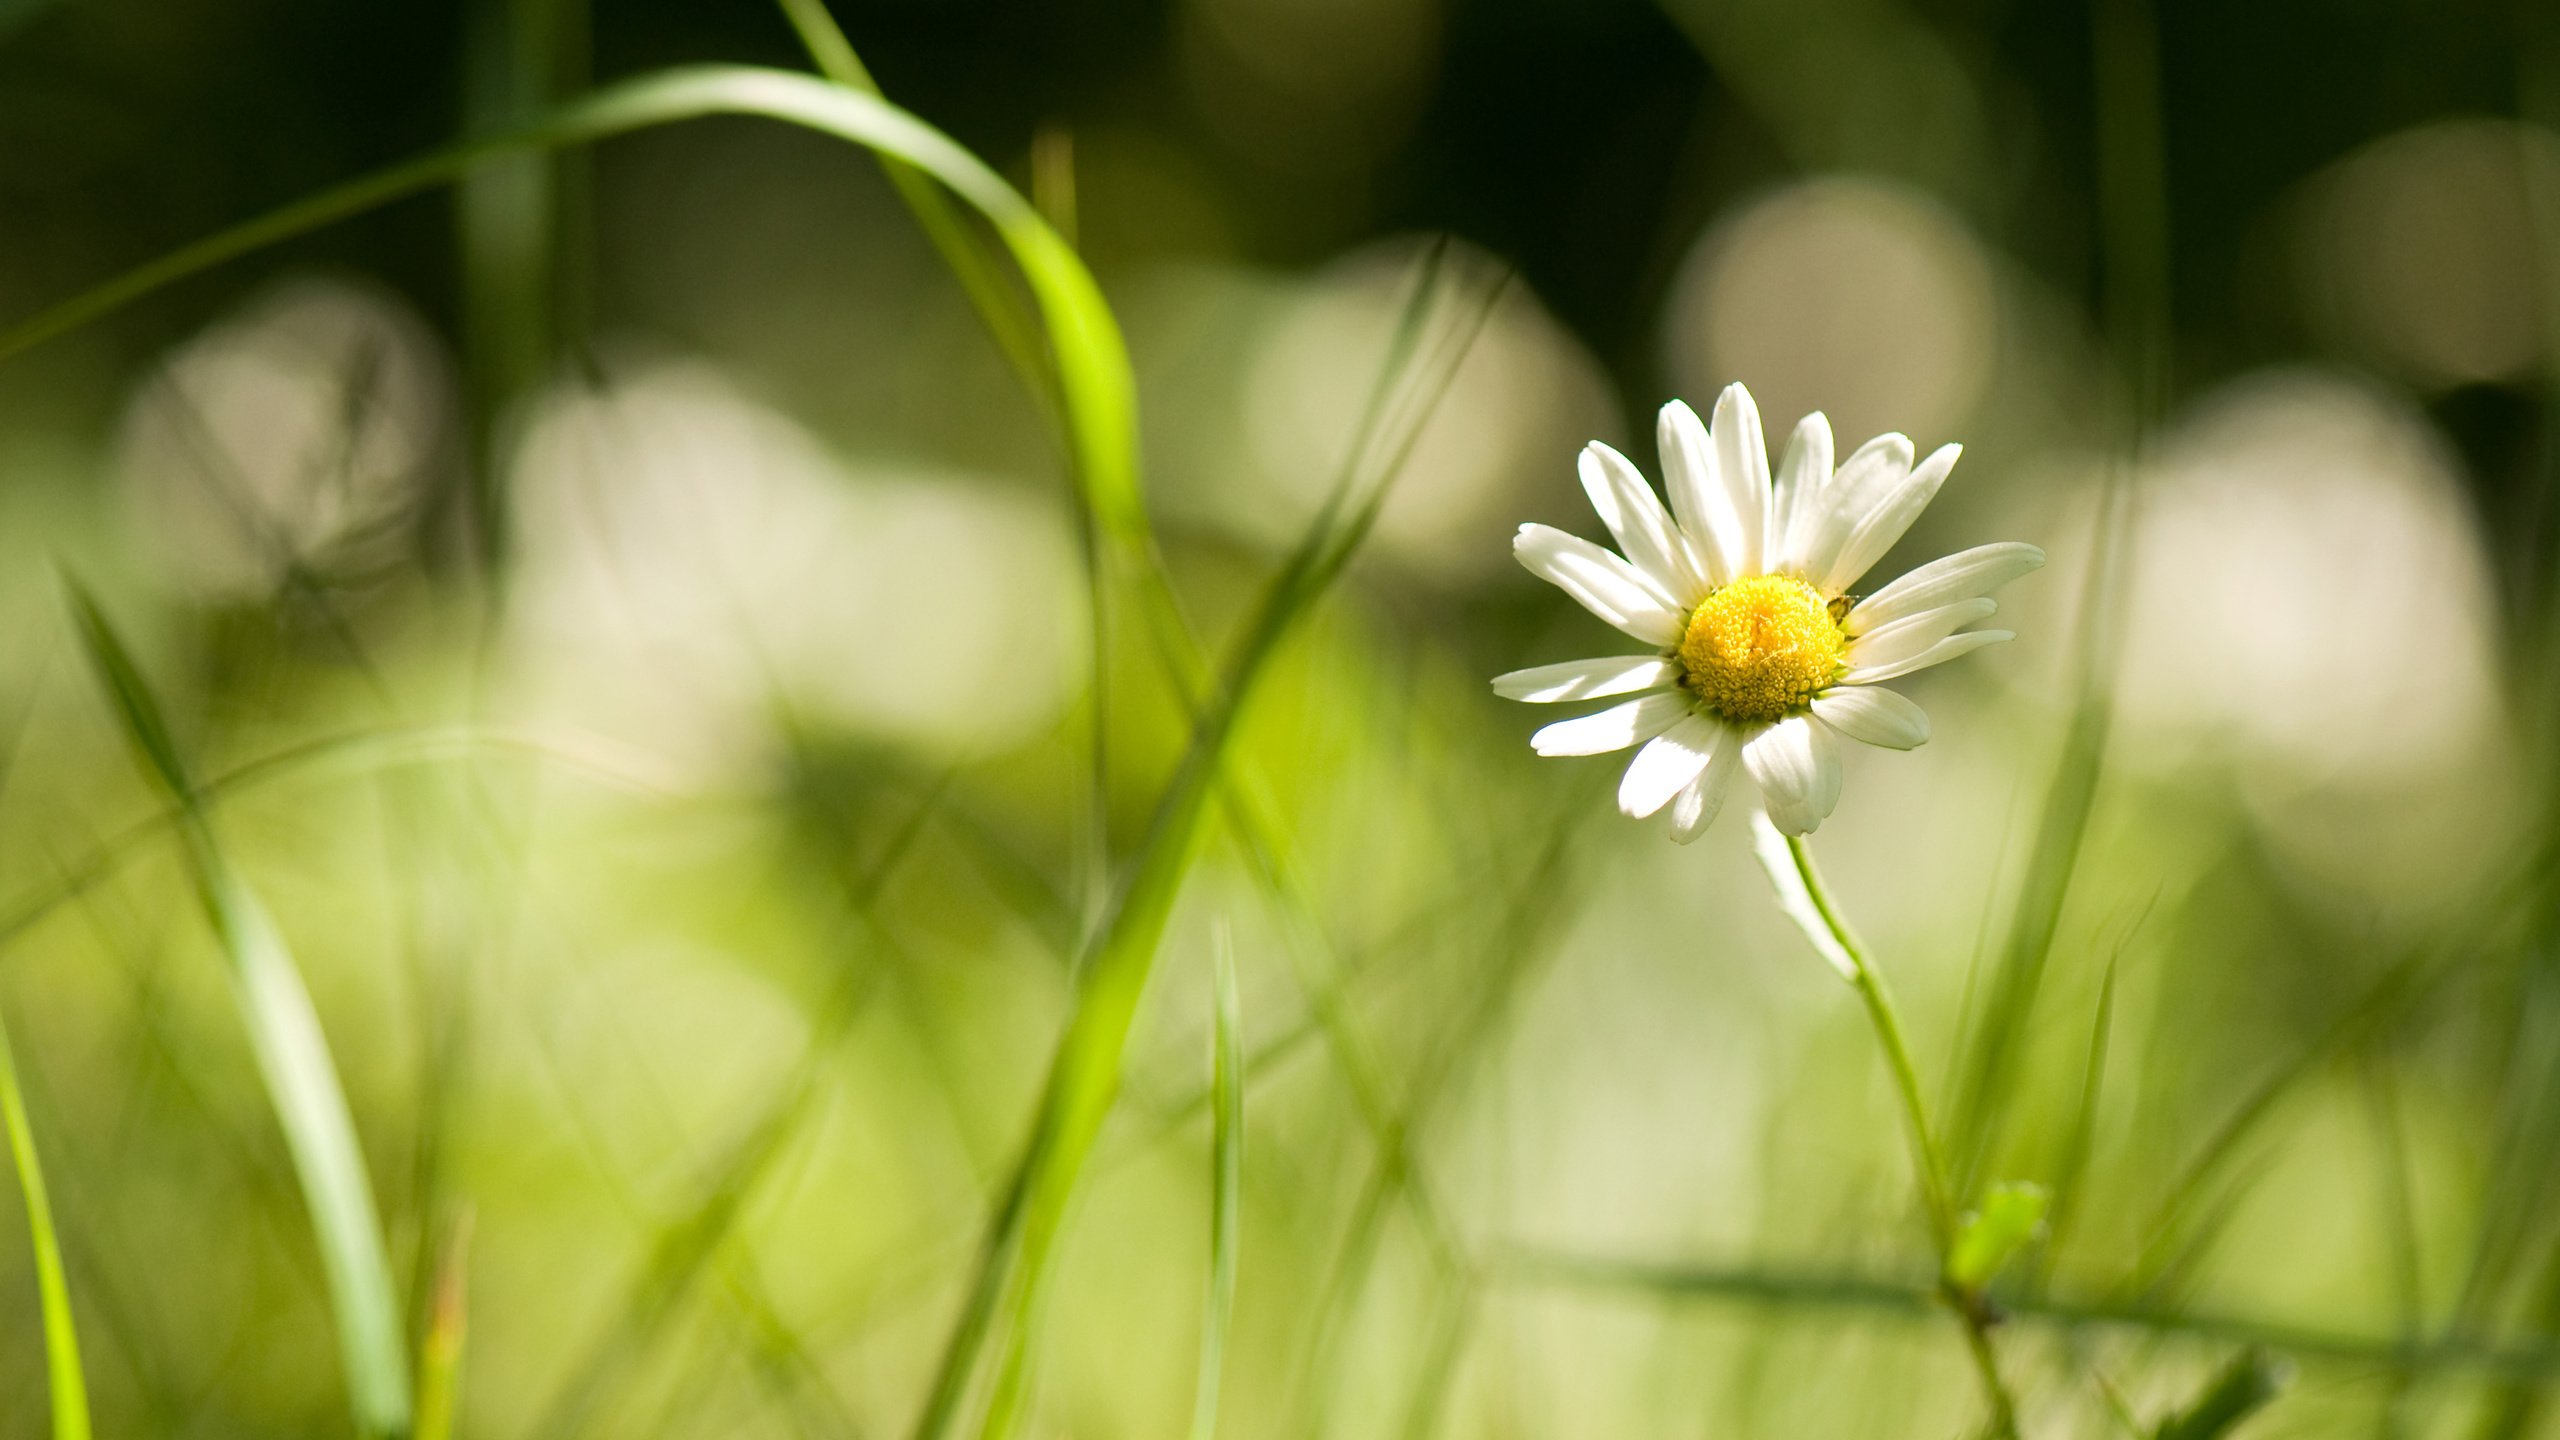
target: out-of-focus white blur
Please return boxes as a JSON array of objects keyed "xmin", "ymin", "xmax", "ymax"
[
  {"xmin": 2293, "ymin": 120, "xmax": 2560, "ymax": 388},
  {"xmin": 2117, "ymin": 371, "xmax": 2520, "ymax": 911},
  {"xmin": 506, "ymin": 359, "xmax": 1086, "ymax": 777},
  {"xmin": 115, "ymin": 276, "xmax": 454, "ymax": 598},
  {"xmin": 1662, "ymin": 177, "xmax": 1998, "ymax": 447},
  {"xmin": 1241, "ymin": 240, "xmax": 1619, "ymax": 579}
]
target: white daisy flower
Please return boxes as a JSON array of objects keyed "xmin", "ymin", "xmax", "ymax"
[{"xmin": 1496, "ymin": 382, "xmax": 2043, "ymax": 841}]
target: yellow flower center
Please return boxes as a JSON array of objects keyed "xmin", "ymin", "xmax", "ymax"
[{"xmin": 1676, "ymin": 575, "xmax": 1847, "ymax": 723}]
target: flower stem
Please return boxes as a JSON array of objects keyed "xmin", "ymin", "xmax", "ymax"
[{"xmin": 1783, "ymin": 834, "xmax": 2022, "ymax": 1437}]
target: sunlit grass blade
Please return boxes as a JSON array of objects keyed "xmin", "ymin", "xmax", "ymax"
[
  {"xmin": 1949, "ymin": 502, "xmax": 2123, "ymax": 1185},
  {"xmin": 773, "ymin": 0, "xmax": 1056, "ymax": 425},
  {"xmin": 906, "ymin": 243, "xmax": 1488, "ymax": 1440},
  {"xmin": 413, "ymin": 1207, "xmax": 474, "ymax": 1440},
  {"xmin": 1188, "ymin": 926, "xmax": 1242, "ymax": 1440},
  {"xmin": 757, "ymin": 46, "xmax": 1492, "ymax": 1413},
  {"xmin": 0, "ymin": 66, "xmax": 1146, "ymax": 567},
  {"xmin": 1952, "ymin": 0, "xmax": 2169, "ymax": 1189},
  {"xmin": 63, "ymin": 580, "xmax": 413, "ymax": 1436},
  {"xmin": 0, "ymin": 1004, "xmax": 91, "ymax": 1440}
]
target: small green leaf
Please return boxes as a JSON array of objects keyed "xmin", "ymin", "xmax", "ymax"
[
  {"xmin": 2154, "ymin": 1349, "xmax": 2288, "ymax": 1440},
  {"xmin": 1948, "ymin": 1181, "xmax": 2051, "ymax": 1292}
]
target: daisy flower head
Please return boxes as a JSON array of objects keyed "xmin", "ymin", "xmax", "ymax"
[{"xmin": 1496, "ymin": 383, "xmax": 2043, "ymax": 841}]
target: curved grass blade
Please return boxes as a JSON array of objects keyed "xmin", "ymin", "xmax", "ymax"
[
  {"xmin": 764, "ymin": 45, "xmax": 1490, "ymax": 1409},
  {"xmin": 63, "ymin": 580, "xmax": 412, "ymax": 1436},
  {"xmin": 1951, "ymin": 0, "xmax": 2167, "ymax": 1187},
  {"xmin": 769, "ymin": 0, "xmax": 1118, "ymax": 914},
  {"xmin": 1188, "ymin": 927, "xmax": 1243, "ymax": 1440},
  {"xmin": 0, "ymin": 65, "xmax": 1145, "ymax": 562},
  {"xmin": 0, "ymin": 1004, "xmax": 91, "ymax": 1440},
  {"xmin": 773, "ymin": 0, "xmax": 1055, "ymax": 425},
  {"xmin": 917, "ymin": 251, "xmax": 1490, "ymax": 1440}
]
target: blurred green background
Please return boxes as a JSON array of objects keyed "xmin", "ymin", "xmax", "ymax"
[{"xmin": 0, "ymin": 0, "xmax": 2556, "ymax": 1436}]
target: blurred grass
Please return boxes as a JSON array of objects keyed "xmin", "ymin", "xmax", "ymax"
[
  {"xmin": 0, "ymin": 3, "xmax": 2554, "ymax": 1437},
  {"xmin": 913, "ymin": 243, "xmax": 1492, "ymax": 1440},
  {"xmin": 65, "ymin": 581, "xmax": 412, "ymax": 1436}
]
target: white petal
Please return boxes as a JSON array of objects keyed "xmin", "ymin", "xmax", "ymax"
[
  {"xmin": 1514, "ymin": 524, "xmax": 1685, "ymax": 646},
  {"xmin": 1843, "ymin": 597, "xmax": 1998, "ymax": 673},
  {"xmin": 1748, "ymin": 810, "xmax": 1857, "ymax": 980},
  {"xmin": 1818, "ymin": 443, "xmax": 1962, "ymax": 595},
  {"xmin": 1791, "ymin": 432, "xmax": 1913, "ymax": 590},
  {"xmin": 1618, "ymin": 712, "xmax": 1730, "ymax": 819},
  {"xmin": 1842, "ymin": 629, "xmax": 2013, "ymax": 685},
  {"xmin": 1710, "ymin": 383, "xmax": 1770, "ymax": 576},
  {"xmin": 1656, "ymin": 400, "xmax": 1733, "ymax": 586},
  {"xmin": 1578, "ymin": 443, "xmax": 1707, "ymax": 605},
  {"xmin": 1845, "ymin": 542, "xmax": 2046, "ymax": 636},
  {"xmin": 1668, "ymin": 732, "xmax": 1743, "ymax": 844},
  {"xmin": 1770, "ymin": 411, "xmax": 1833, "ymax": 574},
  {"xmin": 1812, "ymin": 686, "xmax": 1931, "ymax": 750},
  {"xmin": 1493, "ymin": 655, "xmax": 1680, "ymax": 704},
  {"xmin": 1531, "ymin": 692, "xmax": 1692, "ymax": 756},
  {"xmin": 1743, "ymin": 715, "xmax": 1842, "ymax": 836},
  {"xmin": 1815, "ymin": 721, "xmax": 1845, "ymax": 815}
]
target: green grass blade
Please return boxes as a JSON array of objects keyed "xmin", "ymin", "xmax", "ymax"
[
  {"xmin": 0, "ymin": 1005, "xmax": 91, "ymax": 1440},
  {"xmin": 1188, "ymin": 927, "xmax": 1242, "ymax": 1440},
  {"xmin": 0, "ymin": 65, "xmax": 1146, "ymax": 560},
  {"xmin": 197, "ymin": 845, "xmax": 415, "ymax": 1433},
  {"xmin": 907, "ymin": 249, "xmax": 1485, "ymax": 1440},
  {"xmin": 1952, "ymin": 0, "xmax": 2169, "ymax": 1188},
  {"xmin": 64, "ymin": 581, "xmax": 413, "ymax": 1436},
  {"xmin": 61, "ymin": 585, "xmax": 189, "ymax": 800},
  {"xmin": 773, "ymin": 0, "xmax": 1056, "ymax": 424}
]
